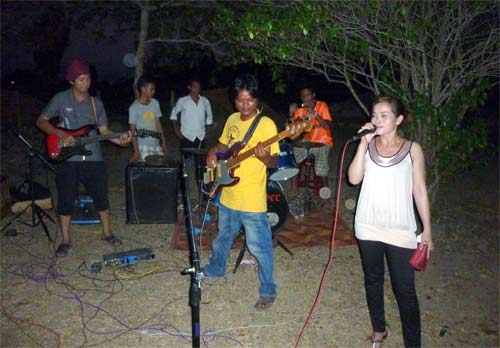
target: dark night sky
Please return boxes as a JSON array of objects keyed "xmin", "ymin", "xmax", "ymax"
[
  {"xmin": 61, "ymin": 24, "xmax": 137, "ymax": 83},
  {"xmin": 3, "ymin": 13, "xmax": 137, "ymax": 83}
]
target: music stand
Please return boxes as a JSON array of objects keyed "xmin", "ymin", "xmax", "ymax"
[{"xmin": 1, "ymin": 130, "xmax": 55, "ymax": 241}]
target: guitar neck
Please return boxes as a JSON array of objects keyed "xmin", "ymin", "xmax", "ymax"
[
  {"xmin": 78, "ymin": 132, "xmax": 121, "ymax": 145},
  {"xmin": 227, "ymin": 133, "xmax": 285, "ymax": 169}
]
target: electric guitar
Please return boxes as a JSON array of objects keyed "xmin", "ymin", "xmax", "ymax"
[
  {"xmin": 46, "ymin": 124, "xmax": 161, "ymax": 161},
  {"xmin": 203, "ymin": 118, "xmax": 312, "ymax": 199}
]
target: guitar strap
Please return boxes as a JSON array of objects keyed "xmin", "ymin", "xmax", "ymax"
[
  {"xmin": 241, "ymin": 109, "xmax": 264, "ymax": 145},
  {"xmin": 90, "ymin": 96, "xmax": 98, "ymax": 125}
]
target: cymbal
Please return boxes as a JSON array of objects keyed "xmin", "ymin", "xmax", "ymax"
[
  {"xmin": 181, "ymin": 147, "xmax": 208, "ymax": 156},
  {"xmin": 293, "ymin": 141, "xmax": 324, "ymax": 149}
]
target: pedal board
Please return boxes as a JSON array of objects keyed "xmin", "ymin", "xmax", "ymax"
[
  {"xmin": 102, "ymin": 247, "xmax": 155, "ymax": 267},
  {"xmin": 71, "ymin": 195, "xmax": 100, "ymax": 225}
]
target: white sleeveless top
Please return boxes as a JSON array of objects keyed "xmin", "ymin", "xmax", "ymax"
[{"xmin": 355, "ymin": 139, "xmax": 417, "ymax": 249}]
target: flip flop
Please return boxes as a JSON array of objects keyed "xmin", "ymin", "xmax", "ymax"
[
  {"xmin": 103, "ymin": 234, "xmax": 122, "ymax": 246},
  {"xmin": 55, "ymin": 243, "xmax": 71, "ymax": 257},
  {"xmin": 365, "ymin": 331, "xmax": 388, "ymax": 348},
  {"xmin": 254, "ymin": 296, "xmax": 275, "ymax": 310}
]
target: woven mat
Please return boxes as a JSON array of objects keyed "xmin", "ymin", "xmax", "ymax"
[{"xmin": 170, "ymin": 197, "xmax": 355, "ymax": 251}]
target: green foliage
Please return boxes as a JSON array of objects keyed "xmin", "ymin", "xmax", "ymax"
[
  {"xmin": 396, "ymin": 79, "xmax": 490, "ymax": 191},
  {"xmin": 213, "ymin": 0, "xmax": 498, "ymax": 201},
  {"xmin": 215, "ymin": 1, "xmax": 330, "ymax": 64}
]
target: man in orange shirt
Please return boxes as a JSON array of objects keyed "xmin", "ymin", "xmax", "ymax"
[{"xmin": 289, "ymin": 87, "xmax": 333, "ymax": 186}]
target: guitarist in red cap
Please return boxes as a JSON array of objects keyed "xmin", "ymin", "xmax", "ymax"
[{"xmin": 36, "ymin": 58, "xmax": 130, "ymax": 257}]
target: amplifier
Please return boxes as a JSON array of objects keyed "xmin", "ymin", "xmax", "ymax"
[
  {"xmin": 126, "ymin": 162, "xmax": 178, "ymax": 224},
  {"xmin": 71, "ymin": 195, "xmax": 100, "ymax": 225}
]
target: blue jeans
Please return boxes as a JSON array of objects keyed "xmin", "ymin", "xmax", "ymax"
[{"xmin": 204, "ymin": 203, "xmax": 277, "ymax": 298}]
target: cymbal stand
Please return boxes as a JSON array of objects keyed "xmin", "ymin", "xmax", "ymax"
[
  {"xmin": 194, "ymin": 154, "xmax": 205, "ymax": 210},
  {"xmin": 180, "ymin": 148, "xmax": 205, "ymax": 213}
]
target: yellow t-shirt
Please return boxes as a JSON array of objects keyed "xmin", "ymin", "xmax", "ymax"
[{"xmin": 218, "ymin": 112, "xmax": 280, "ymax": 212}]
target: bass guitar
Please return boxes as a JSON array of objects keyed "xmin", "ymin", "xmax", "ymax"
[
  {"xmin": 46, "ymin": 124, "xmax": 160, "ymax": 161},
  {"xmin": 203, "ymin": 118, "xmax": 312, "ymax": 199}
]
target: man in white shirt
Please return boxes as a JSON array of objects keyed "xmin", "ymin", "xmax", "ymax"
[
  {"xmin": 171, "ymin": 78, "xmax": 213, "ymax": 202},
  {"xmin": 170, "ymin": 78, "xmax": 213, "ymax": 151}
]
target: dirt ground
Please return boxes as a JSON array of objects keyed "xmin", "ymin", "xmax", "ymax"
[{"xmin": 0, "ymin": 100, "xmax": 498, "ymax": 348}]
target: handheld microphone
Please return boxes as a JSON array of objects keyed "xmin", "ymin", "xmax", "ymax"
[{"xmin": 351, "ymin": 126, "xmax": 377, "ymax": 141}]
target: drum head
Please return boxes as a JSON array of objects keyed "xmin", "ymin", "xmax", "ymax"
[
  {"xmin": 270, "ymin": 143, "xmax": 299, "ymax": 181},
  {"xmin": 267, "ymin": 182, "xmax": 288, "ymax": 233},
  {"xmin": 270, "ymin": 168, "xmax": 299, "ymax": 181}
]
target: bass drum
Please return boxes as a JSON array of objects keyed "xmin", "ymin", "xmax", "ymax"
[{"xmin": 266, "ymin": 181, "xmax": 289, "ymax": 234}]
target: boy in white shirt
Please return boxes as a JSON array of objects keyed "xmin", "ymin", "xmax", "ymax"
[{"xmin": 129, "ymin": 76, "xmax": 167, "ymax": 162}]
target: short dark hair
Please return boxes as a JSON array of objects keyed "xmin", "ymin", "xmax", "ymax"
[
  {"xmin": 233, "ymin": 73, "xmax": 259, "ymax": 99},
  {"xmin": 188, "ymin": 77, "xmax": 201, "ymax": 86},
  {"xmin": 136, "ymin": 75, "xmax": 155, "ymax": 94},
  {"xmin": 299, "ymin": 86, "xmax": 315, "ymax": 94}
]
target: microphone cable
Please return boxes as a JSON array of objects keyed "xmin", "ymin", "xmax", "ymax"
[{"xmin": 294, "ymin": 138, "xmax": 354, "ymax": 348}]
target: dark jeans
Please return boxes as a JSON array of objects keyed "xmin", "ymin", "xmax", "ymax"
[
  {"xmin": 55, "ymin": 161, "xmax": 109, "ymax": 215},
  {"xmin": 180, "ymin": 137, "xmax": 205, "ymax": 153},
  {"xmin": 358, "ymin": 239, "xmax": 421, "ymax": 348}
]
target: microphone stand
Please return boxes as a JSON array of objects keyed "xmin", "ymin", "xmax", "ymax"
[
  {"xmin": 1, "ymin": 130, "xmax": 55, "ymax": 241},
  {"xmin": 180, "ymin": 156, "xmax": 203, "ymax": 348}
]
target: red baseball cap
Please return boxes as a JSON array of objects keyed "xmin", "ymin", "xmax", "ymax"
[{"xmin": 66, "ymin": 59, "xmax": 90, "ymax": 81}]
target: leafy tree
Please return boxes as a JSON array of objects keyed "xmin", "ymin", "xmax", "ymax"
[{"xmin": 215, "ymin": 0, "xmax": 499, "ymax": 200}]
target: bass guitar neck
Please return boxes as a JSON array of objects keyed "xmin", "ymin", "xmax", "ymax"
[{"xmin": 204, "ymin": 118, "xmax": 312, "ymax": 199}]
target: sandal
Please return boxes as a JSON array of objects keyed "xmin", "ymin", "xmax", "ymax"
[
  {"xmin": 365, "ymin": 331, "xmax": 388, "ymax": 348},
  {"xmin": 55, "ymin": 243, "xmax": 71, "ymax": 257},
  {"xmin": 254, "ymin": 296, "xmax": 275, "ymax": 310},
  {"xmin": 103, "ymin": 234, "xmax": 122, "ymax": 246}
]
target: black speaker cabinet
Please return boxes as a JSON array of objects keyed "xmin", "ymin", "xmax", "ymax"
[{"xmin": 126, "ymin": 162, "xmax": 178, "ymax": 224}]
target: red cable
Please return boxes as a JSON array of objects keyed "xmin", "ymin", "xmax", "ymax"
[{"xmin": 295, "ymin": 140, "xmax": 352, "ymax": 348}]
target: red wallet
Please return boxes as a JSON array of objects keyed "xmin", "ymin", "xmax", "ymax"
[{"xmin": 409, "ymin": 244, "xmax": 428, "ymax": 271}]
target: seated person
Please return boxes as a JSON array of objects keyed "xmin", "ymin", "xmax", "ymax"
[{"xmin": 290, "ymin": 87, "xmax": 333, "ymax": 187}]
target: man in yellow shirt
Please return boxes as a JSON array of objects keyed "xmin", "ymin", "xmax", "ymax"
[{"xmin": 204, "ymin": 74, "xmax": 279, "ymax": 309}]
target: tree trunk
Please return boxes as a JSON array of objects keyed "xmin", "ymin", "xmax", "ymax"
[{"xmin": 133, "ymin": 1, "xmax": 150, "ymax": 99}]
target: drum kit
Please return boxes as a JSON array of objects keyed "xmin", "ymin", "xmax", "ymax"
[{"xmin": 176, "ymin": 140, "xmax": 323, "ymax": 236}]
